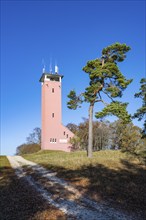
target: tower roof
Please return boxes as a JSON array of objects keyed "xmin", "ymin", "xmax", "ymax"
[{"xmin": 39, "ymin": 73, "xmax": 64, "ymax": 82}]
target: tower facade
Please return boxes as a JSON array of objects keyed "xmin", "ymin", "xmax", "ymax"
[{"xmin": 39, "ymin": 68, "xmax": 74, "ymax": 152}]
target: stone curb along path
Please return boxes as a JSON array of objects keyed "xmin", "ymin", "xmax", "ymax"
[{"xmin": 7, "ymin": 156, "xmax": 136, "ymax": 220}]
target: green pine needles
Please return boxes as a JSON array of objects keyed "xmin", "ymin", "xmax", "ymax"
[
  {"xmin": 133, "ymin": 78, "xmax": 146, "ymax": 138},
  {"xmin": 95, "ymin": 102, "xmax": 131, "ymax": 123},
  {"xmin": 67, "ymin": 42, "xmax": 133, "ymax": 157}
]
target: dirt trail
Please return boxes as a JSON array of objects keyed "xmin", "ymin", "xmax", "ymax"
[{"xmin": 7, "ymin": 156, "xmax": 137, "ymax": 220}]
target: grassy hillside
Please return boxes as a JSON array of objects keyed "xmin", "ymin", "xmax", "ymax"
[
  {"xmin": 24, "ymin": 150, "xmax": 141, "ymax": 173},
  {"xmin": 24, "ymin": 150, "xmax": 146, "ymax": 217}
]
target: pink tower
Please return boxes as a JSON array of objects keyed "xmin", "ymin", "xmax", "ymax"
[{"xmin": 39, "ymin": 66, "xmax": 74, "ymax": 152}]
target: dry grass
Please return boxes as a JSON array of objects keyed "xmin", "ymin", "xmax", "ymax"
[
  {"xmin": 24, "ymin": 150, "xmax": 146, "ymax": 218},
  {"xmin": 0, "ymin": 156, "xmax": 67, "ymax": 220},
  {"xmin": 24, "ymin": 150, "xmax": 128, "ymax": 169}
]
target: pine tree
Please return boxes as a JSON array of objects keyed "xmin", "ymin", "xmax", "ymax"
[
  {"xmin": 67, "ymin": 43, "xmax": 132, "ymax": 157},
  {"xmin": 133, "ymin": 78, "xmax": 146, "ymax": 138}
]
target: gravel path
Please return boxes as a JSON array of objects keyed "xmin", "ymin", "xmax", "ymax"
[{"xmin": 7, "ymin": 156, "xmax": 138, "ymax": 220}]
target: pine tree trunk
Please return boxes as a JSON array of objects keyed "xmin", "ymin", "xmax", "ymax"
[{"xmin": 88, "ymin": 104, "xmax": 94, "ymax": 158}]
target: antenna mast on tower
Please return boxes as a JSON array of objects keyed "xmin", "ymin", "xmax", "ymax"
[
  {"xmin": 50, "ymin": 58, "xmax": 53, "ymax": 74},
  {"xmin": 42, "ymin": 58, "xmax": 46, "ymax": 73},
  {"xmin": 55, "ymin": 60, "xmax": 59, "ymax": 74}
]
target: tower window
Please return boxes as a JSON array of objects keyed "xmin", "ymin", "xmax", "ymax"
[
  {"xmin": 52, "ymin": 88, "xmax": 54, "ymax": 93},
  {"xmin": 52, "ymin": 113, "xmax": 54, "ymax": 118},
  {"xmin": 64, "ymin": 131, "xmax": 65, "ymax": 135},
  {"xmin": 50, "ymin": 138, "xmax": 57, "ymax": 143},
  {"xmin": 50, "ymin": 77, "xmax": 59, "ymax": 82},
  {"xmin": 66, "ymin": 134, "xmax": 68, "ymax": 138}
]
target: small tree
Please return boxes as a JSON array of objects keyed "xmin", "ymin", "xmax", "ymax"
[
  {"xmin": 133, "ymin": 78, "xmax": 146, "ymax": 138},
  {"xmin": 109, "ymin": 120, "xmax": 126, "ymax": 149},
  {"xmin": 26, "ymin": 127, "xmax": 41, "ymax": 144},
  {"xmin": 16, "ymin": 143, "xmax": 40, "ymax": 155},
  {"xmin": 66, "ymin": 123, "xmax": 78, "ymax": 134},
  {"xmin": 120, "ymin": 123, "xmax": 144, "ymax": 154},
  {"xmin": 110, "ymin": 120, "xmax": 144, "ymax": 153},
  {"xmin": 69, "ymin": 119, "xmax": 110, "ymax": 151},
  {"xmin": 67, "ymin": 43, "xmax": 132, "ymax": 157}
]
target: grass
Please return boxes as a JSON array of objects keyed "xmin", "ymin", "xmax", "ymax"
[
  {"xmin": 0, "ymin": 156, "xmax": 66, "ymax": 220},
  {"xmin": 1, "ymin": 151, "xmax": 145, "ymax": 219},
  {"xmin": 24, "ymin": 150, "xmax": 129, "ymax": 169},
  {"xmin": 24, "ymin": 150, "xmax": 146, "ymax": 218}
]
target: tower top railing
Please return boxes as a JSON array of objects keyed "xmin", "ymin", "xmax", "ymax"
[{"xmin": 39, "ymin": 73, "xmax": 64, "ymax": 82}]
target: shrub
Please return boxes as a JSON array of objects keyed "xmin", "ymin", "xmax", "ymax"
[{"xmin": 16, "ymin": 143, "xmax": 40, "ymax": 155}]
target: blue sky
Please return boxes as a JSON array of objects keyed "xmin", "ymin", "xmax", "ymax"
[{"xmin": 1, "ymin": 0, "xmax": 145, "ymax": 155}]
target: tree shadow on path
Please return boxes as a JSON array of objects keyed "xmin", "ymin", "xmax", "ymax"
[
  {"xmin": 1, "ymin": 157, "xmax": 145, "ymax": 220},
  {"xmin": 0, "ymin": 165, "xmax": 66, "ymax": 220},
  {"xmin": 42, "ymin": 159, "xmax": 146, "ymax": 219}
]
